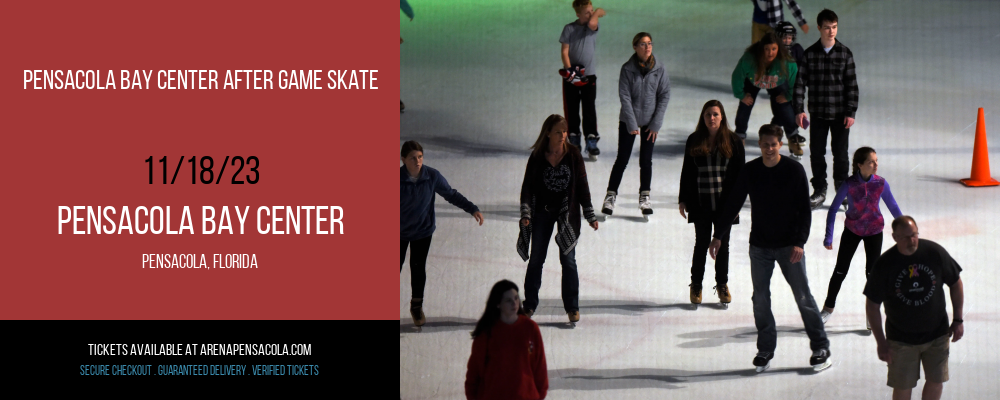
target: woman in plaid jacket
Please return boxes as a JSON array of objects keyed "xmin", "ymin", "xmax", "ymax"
[{"xmin": 678, "ymin": 100, "xmax": 746, "ymax": 305}]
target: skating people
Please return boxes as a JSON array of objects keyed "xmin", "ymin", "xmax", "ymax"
[
  {"xmin": 559, "ymin": 0, "xmax": 605, "ymax": 158},
  {"xmin": 678, "ymin": 100, "xmax": 746, "ymax": 306},
  {"xmin": 400, "ymin": 141, "xmax": 484, "ymax": 327},
  {"xmin": 750, "ymin": 0, "xmax": 809, "ymax": 44},
  {"xmin": 864, "ymin": 216, "xmax": 964, "ymax": 400},
  {"xmin": 603, "ymin": 32, "xmax": 671, "ymax": 220},
  {"xmin": 730, "ymin": 31, "xmax": 803, "ymax": 159},
  {"xmin": 517, "ymin": 115, "xmax": 598, "ymax": 323},
  {"xmin": 775, "ymin": 20, "xmax": 808, "ymax": 151},
  {"xmin": 708, "ymin": 124, "xmax": 830, "ymax": 372},
  {"xmin": 793, "ymin": 9, "xmax": 859, "ymax": 209},
  {"xmin": 465, "ymin": 280, "xmax": 548, "ymax": 400},
  {"xmin": 820, "ymin": 147, "xmax": 902, "ymax": 326}
]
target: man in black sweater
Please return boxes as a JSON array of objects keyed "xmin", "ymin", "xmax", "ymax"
[{"xmin": 709, "ymin": 124, "xmax": 830, "ymax": 373}]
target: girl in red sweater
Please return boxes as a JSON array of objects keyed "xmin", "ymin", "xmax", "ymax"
[{"xmin": 465, "ymin": 280, "xmax": 548, "ymax": 400}]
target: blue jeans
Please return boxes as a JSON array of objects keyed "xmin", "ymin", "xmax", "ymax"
[
  {"xmin": 523, "ymin": 210, "xmax": 579, "ymax": 313},
  {"xmin": 749, "ymin": 245, "xmax": 829, "ymax": 352}
]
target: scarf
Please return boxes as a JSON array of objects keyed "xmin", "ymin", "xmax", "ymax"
[{"xmin": 638, "ymin": 55, "xmax": 656, "ymax": 77}]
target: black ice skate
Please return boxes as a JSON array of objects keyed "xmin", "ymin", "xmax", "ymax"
[
  {"xmin": 753, "ymin": 352, "xmax": 773, "ymax": 373},
  {"xmin": 809, "ymin": 187, "xmax": 826, "ymax": 210},
  {"xmin": 810, "ymin": 348, "xmax": 832, "ymax": 372},
  {"xmin": 410, "ymin": 298, "xmax": 426, "ymax": 332}
]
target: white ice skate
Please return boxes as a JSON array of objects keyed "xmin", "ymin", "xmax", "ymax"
[{"xmin": 639, "ymin": 191, "xmax": 652, "ymax": 222}]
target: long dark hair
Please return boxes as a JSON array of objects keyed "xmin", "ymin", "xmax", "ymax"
[
  {"xmin": 744, "ymin": 32, "xmax": 791, "ymax": 82},
  {"xmin": 852, "ymin": 146, "xmax": 876, "ymax": 176},
  {"xmin": 689, "ymin": 100, "xmax": 735, "ymax": 158},
  {"xmin": 530, "ymin": 114, "xmax": 569, "ymax": 157},
  {"xmin": 471, "ymin": 280, "xmax": 524, "ymax": 338}
]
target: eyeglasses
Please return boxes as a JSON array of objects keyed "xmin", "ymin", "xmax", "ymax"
[{"xmin": 636, "ymin": 42, "xmax": 653, "ymax": 48}]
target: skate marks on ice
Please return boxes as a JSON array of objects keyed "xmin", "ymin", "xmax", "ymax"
[
  {"xmin": 399, "ymin": 317, "xmax": 476, "ymax": 334},
  {"xmin": 548, "ymin": 366, "xmax": 817, "ymax": 391},
  {"xmin": 677, "ymin": 326, "xmax": 871, "ymax": 349},
  {"xmin": 533, "ymin": 299, "xmax": 701, "ymax": 316}
]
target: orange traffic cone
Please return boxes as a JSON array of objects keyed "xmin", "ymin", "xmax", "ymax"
[{"xmin": 960, "ymin": 108, "xmax": 999, "ymax": 187}]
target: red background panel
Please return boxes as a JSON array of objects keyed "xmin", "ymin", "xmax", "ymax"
[{"xmin": 0, "ymin": 1, "xmax": 397, "ymax": 319}]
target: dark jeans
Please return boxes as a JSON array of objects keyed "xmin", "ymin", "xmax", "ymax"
[
  {"xmin": 400, "ymin": 235, "xmax": 433, "ymax": 299},
  {"xmin": 824, "ymin": 230, "xmax": 883, "ymax": 309},
  {"xmin": 809, "ymin": 116, "xmax": 850, "ymax": 191},
  {"xmin": 523, "ymin": 210, "xmax": 579, "ymax": 312},
  {"xmin": 692, "ymin": 221, "xmax": 729, "ymax": 286},
  {"xmin": 563, "ymin": 75, "xmax": 599, "ymax": 147},
  {"xmin": 749, "ymin": 245, "xmax": 829, "ymax": 352},
  {"xmin": 734, "ymin": 80, "xmax": 798, "ymax": 140},
  {"xmin": 607, "ymin": 121, "xmax": 654, "ymax": 193}
]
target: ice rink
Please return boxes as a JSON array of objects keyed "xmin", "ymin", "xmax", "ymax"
[{"xmin": 399, "ymin": 1, "xmax": 1000, "ymax": 398}]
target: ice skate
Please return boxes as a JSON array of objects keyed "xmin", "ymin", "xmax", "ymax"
[
  {"xmin": 410, "ymin": 298, "xmax": 426, "ymax": 330},
  {"xmin": 689, "ymin": 283, "xmax": 702, "ymax": 305},
  {"xmin": 568, "ymin": 310, "xmax": 580, "ymax": 328},
  {"xmin": 714, "ymin": 284, "xmax": 731, "ymax": 309},
  {"xmin": 753, "ymin": 352, "xmax": 773, "ymax": 373},
  {"xmin": 639, "ymin": 191, "xmax": 653, "ymax": 221},
  {"xmin": 585, "ymin": 135, "xmax": 600, "ymax": 161},
  {"xmin": 524, "ymin": 308, "xmax": 534, "ymax": 319},
  {"xmin": 866, "ymin": 317, "xmax": 871, "ymax": 331},
  {"xmin": 820, "ymin": 308, "xmax": 832, "ymax": 324},
  {"xmin": 400, "ymin": 100, "xmax": 405, "ymax": 113},
  {"xmin": 602, "ymin": 191, "xmax": 616, "ymax": 216},
  {"xmin": 569, "ymin": 133, "xmax": 581, "ymax": 149},
  {"xmin": 810, "ymin": 348, "xmax": 832, "ymax": 372},
  {"xmin": 809, "ymin": 187, "xmax": 827, "ymax": 210}
]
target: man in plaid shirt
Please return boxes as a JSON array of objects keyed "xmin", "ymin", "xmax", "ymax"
[
  {"xmin": 793, "ymin": 9, "xmax": 859, "ymax": 209},
  {"xmin": 751, "ymin": 0, "xmax": 810, "ymax": 43}
]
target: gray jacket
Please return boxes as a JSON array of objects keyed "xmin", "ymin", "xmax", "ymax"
[{"xmin": 618, "ymin": 53, "xmax": 671, "ymax": 133}]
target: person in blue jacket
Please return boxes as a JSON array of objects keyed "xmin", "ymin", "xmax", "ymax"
[{"xmin": 400, "ymin": 140, "xmax": 484, "ymax": 327}]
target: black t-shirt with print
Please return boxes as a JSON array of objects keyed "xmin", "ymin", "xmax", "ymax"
[
  {"xmin": 864, "ymin": 239, "xmax": 962, "ymax": 345},
  {"xmin": 540, "ymin": 155, "xmax": 572, "ymax": 212}
]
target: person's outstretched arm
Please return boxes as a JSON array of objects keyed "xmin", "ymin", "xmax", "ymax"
[
  {"xmin": 824, "ymin": 183, "xmax": 850, "ymax": 248},
  {"xmin": 949, "ymin": 278, "xmax": 964, "ymax": 342},
  {"xmin": 880, "ymin": 180, "xmax": 903, "ymax": 219},
  {"xmin": 866, "ymin": 299, "xmax": 891, "ymax": 364},
  {"xmin": 433, "ymin": 170, "xmax": 480, "ymax": 215}
]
